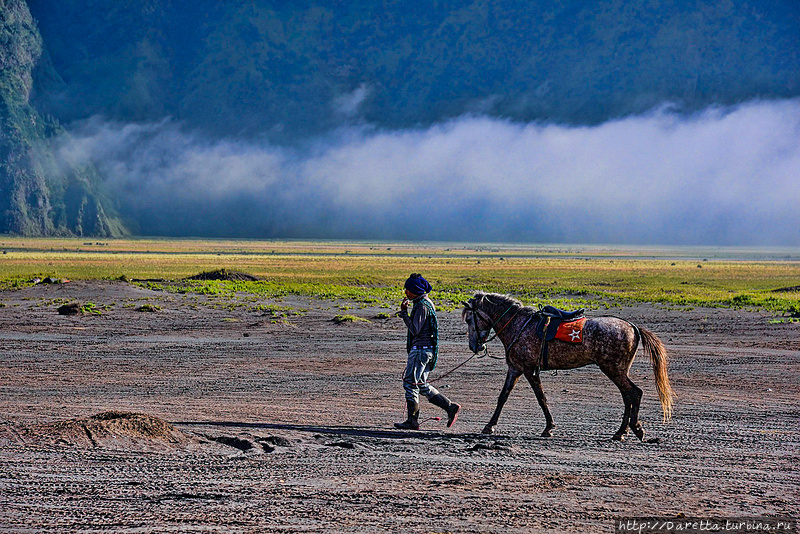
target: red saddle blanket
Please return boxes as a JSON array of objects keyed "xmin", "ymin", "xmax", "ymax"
[{"xmin": 555, "ymin": 317, "xmax": 586, "ymax": 343}]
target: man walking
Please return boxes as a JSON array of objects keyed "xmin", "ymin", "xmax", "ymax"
[{"xmin": 395, "ymin": 273, "xmax": 461, "ymax": 430}]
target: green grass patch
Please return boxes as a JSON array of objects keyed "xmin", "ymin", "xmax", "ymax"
[
  {"xmin": 81, "ymin": 302, "xmax": 103, "ymax": 315},
  {"xmin": 0, "ymin": 238, "xmax": 798, "ymax": 315},
  {"xmin": 253, "ymin": 303, "xmax": 304, "ymax": 316},
  {"xmin": 0, "ymin": 277, "xmax": 37, "ymax": 291},
  {"xmin": 333, "ymin": 314, "xmax": 370, "ymax": 324}
]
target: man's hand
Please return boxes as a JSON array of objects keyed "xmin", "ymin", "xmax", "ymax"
[{"xmin": 400, "ymin": 298, "xmax": 409, "ymax": 312}]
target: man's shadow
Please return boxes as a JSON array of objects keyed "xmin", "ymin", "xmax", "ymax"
[{"xmin": 172, "ymin": 420, "xmax": 490, "ymax": 442}]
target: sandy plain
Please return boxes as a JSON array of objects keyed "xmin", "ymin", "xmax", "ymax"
[{"xmin": 0, "ymin": 280, "xmax": 797, "ymax": 533}]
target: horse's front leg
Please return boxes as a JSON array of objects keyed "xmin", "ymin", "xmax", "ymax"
[
  {"xmin": 524, "ymin": 369, "xmax": 556, "ymax": 437},
  {"xmin": 483, "ymin": 366, "xmax": 522, "ymax": 434}
]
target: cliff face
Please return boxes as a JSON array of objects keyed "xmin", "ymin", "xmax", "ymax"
[{"xmin": 0, "ymin": 0, "xmax": 127, "ymax": 236}]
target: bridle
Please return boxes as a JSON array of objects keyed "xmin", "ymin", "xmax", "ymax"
[{"xmin": 464, "ymin": 299, "xmax": 522, "ymax": 353}]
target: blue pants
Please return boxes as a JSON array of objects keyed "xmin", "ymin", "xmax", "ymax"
[{"xmin": 403, "ymin": 347, "xmax": 440, "ymax": 403}]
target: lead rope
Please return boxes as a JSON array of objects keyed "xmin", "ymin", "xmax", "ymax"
[
  {"xmin": 399, "ymin": 347, "xmax": 497, "ymax": 425},
  {"xmin": 403, "ymin": 349, "xmax": 488, "ymax": 386},
  {"xmin": 398, "ymin": 303, "xmax": 516, "ymax": 425}
]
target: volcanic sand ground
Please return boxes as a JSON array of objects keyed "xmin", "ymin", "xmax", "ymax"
[{"xmin": 0, "ymin": 281, "xmax": 797, "ymax": 533}]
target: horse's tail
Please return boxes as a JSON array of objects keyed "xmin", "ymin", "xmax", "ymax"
[{"xmin": 639, "ymin": 326, "xmax": 675, "ymax": 422}]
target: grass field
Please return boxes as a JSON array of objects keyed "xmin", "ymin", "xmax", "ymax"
[{"xmin": 1, "ymin": 237, "xmax": 798, "ymax": 316}]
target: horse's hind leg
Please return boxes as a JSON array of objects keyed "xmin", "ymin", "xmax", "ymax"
[
  {"xmin": 626, "ymin": 377, "xmax": 644, "ymax": 440},
  {"xmin": 483, "ymin": 367, "xmax": 522, "ymax": 434},
  {"xmin": 605, "ymin": 371, "xmax": 644, "ymax": 441},
  {"xmin": 524, "ymin": 369, "xmax": 556, "ymax": 437},
  {"xmin": 614, "ymin": 388, "xmax": 632, "ymax": 441}
]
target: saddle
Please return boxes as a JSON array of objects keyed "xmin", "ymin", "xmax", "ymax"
[
  {"xmin": 535, "ymin": 306, "xmax": 586, "ymax": 373},
  {"xmin": 535, "ymin": 306, "xmax": 585, "ymax": 340}
]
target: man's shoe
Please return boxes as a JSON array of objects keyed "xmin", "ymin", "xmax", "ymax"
[
  {"xmin": 429, "ymin": 394, "xmax": 461, "ymax": 428},
  {"xmin": 394, "ymin": 400, "xmax": 420, "ymax": 430},
  {"xmin": 446, "ymin": 402, "xmax": 461, "ymax": 428}
]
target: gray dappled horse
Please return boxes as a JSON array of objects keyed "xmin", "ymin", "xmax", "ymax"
[{"xmin": 462, "ymin": 292, "xmax": 674, "ymax": 441}]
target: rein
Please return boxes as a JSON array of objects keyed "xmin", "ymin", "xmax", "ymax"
[
  {"xmin": 505, "ymin": 312, "xmax": 537, "ymax": 352},
  {"xmin": 476, "ymin": 304, "xmax": 521, "ymax": 345}
]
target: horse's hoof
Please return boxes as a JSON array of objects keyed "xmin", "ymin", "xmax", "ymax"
[
  {"xmin": 541, "ymin": 427, "xmax": 555, "ymax": 437},
  {"xmin": 633, "ymin": 425, "xmax": 645, "ymax": 441},
  {"xmin": 612, "ymin": 433, "xmax": 625, "ymax": 442},
  {"xmin": 481, "ymin": 425, "xmax": 495, "ymax": 435}
]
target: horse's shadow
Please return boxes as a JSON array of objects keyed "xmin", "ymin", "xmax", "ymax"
[{"xmin": 172, "ymin": 420, "xmax": 490, "ymax": 442}]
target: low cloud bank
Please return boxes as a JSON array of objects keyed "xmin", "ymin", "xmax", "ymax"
[{"xmin": 59, "ymin": 99, "xmax": 800, "ymax": 245}]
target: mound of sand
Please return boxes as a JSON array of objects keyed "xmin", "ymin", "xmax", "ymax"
[
  {"xmin": 11, "ymin": 411, "xmax": 195, "ymax": 452},
  {"xmin": 57, "ymin": 302, "xmax": 82, "ymax": 315},
  {"xmin": 187, "ymin": 269, "xmax": 259, "ymax": 281}
]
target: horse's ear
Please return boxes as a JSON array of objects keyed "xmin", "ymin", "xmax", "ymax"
[{"xmin": 462, "ymin": 300, "xmax": 472, "ymax": 309}]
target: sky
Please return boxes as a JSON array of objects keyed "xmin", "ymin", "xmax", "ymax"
[{"xmin": 58, "ymin": 98, "xmax": 800, "ymax": 245}]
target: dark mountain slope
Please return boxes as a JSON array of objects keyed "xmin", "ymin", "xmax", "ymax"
[
  {"xmin": 28, "ymin": 0, "xmax": 800, "ymax": 141},
  {"xmin": 2, "ymin": 0, "xmax": 798, "ymax": 239},
  {"xmin": 0, "ymin": 0, "xmax": 127, "ymax": 236}
]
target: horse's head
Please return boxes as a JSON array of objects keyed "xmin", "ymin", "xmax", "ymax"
[{"xmin": 462, "ymin": 296, "xmax": 490, "ymax": 354}]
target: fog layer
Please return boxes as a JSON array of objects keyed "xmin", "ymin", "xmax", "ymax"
[{"xmin": 59, "ymin": 99, "xmax": 800, "ymax": 245}]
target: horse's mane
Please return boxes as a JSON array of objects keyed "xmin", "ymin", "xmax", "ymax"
[{"xmin": 465, "ymin": 291, "xmax": 534, "ymax": 318}]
